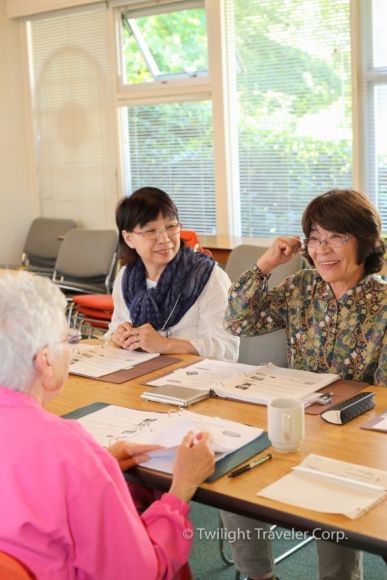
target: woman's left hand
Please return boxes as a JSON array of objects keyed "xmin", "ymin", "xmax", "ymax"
[
  {"xmin": 106, "ymin": 441, "xmax": 163, "ymax": 472},
  {"xmin": 120, "ymin": 323, "xmax": 169, "ymax": 353}
]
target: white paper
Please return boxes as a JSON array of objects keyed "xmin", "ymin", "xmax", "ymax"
[
  {"xmin": 147, "ymin": 358, "xmax": 259, "ymax": 391},
  {"xmin": 77, "ymin": 405, "xmax": 263, "ymax": 474},
  {"xmin": 372, "ymin": 417, "xmax": 387, "ymax": 431},
  {"xmin": 257, "ymin": 454, "xmax": 387, "ymax": 519},
  {"xmin": 70, "ymin": 345, "xmax": 159, "ymax": 377},
  {"xmin": 213, "ymin": 363, "xmax": 339, "ymax": 405}
]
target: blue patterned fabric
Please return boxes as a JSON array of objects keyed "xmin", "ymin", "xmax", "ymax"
[{"xmin": 121, "ymin": 245, "xmax": 215, "ymax": 331}]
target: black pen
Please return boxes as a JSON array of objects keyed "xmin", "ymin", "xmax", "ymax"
[{"xmin": 228, "ymin": 453, "xmax": 272, "ymax": 478}]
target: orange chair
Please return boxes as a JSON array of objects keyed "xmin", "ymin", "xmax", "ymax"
[
  {"xmin": 0, "ymin": 551, "xmax": 36, "ymax": 580},
  {"xmin": 180, "ymin": 230, "xmax": 213, "ymax": 257},
  {"xmin": 67, "ymin": 294, "xmax": 114, "ymax": 337}
]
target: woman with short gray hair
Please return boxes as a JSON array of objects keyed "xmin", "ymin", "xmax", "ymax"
[{"xmin": 0, "ymin": 272, "xmax": 214, "ymax": 580}]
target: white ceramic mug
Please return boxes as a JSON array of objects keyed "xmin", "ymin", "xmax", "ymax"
[{"xmin": 267, "ymin": 398, "xmax": 305, "ymax": 453}]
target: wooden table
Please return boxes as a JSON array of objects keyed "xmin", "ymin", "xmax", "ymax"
[{"xmin": 46, "ymin": 354, "xmax": 387, "ymax": 558}]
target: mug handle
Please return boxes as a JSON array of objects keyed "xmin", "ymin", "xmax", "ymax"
[{"xmin": 282, "ymin": 413, "xmax": 291, "ymax": 441}]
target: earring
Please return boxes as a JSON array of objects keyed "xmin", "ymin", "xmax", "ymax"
[{"xmin": 42, "ymin": 376, "xmax": 61, "ymax": 392}]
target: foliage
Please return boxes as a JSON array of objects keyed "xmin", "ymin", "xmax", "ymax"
[{"xmin": 124, "ymin": 0, "xmax": 354, "ymax": 236}]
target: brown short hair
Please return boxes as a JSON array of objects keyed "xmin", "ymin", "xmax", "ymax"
[
  {"xmin": 116, "ymin": 187, "xmax": 184, "ymax": 266},
  {"xmin": 302, "ymin": 189, "xmax": 386, "ymax": 276}
]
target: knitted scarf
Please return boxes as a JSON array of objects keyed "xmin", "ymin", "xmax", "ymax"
[{"xmin": 122, "ymin": 245, "xmax": 215, "ymax": 331}]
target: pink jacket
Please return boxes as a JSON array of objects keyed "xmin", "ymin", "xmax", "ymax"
[{"xmin": 0, "ymin": 387, "xmax": 193, "ymax": 580}]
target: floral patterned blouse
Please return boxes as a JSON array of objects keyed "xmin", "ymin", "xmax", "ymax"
[{"xmin": 224, "ymin": 265, "xmax": 387, "ymax": 386}]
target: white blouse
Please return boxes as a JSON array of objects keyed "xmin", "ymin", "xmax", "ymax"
[{"xmin": 104, "ymin": 265, "xmax": 239, "ymax": 362}]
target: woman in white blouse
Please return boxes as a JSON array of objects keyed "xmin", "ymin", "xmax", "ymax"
[{"xmin": 105, "ymin": 187, "xmax": 238, "ymax": 362}]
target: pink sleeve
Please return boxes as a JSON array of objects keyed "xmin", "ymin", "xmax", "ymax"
[
  {"xmin": 68, "ymin": 456, "xmax": 193, "ymax": 580},
  {"xmin": 140, "ymin": 493, "xmax": 193, "ymax": 579}
]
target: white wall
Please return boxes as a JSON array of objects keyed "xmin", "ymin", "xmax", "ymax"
[{"xmin": 0, "ymin": 0, "xmax": 34, "ymax": 266}]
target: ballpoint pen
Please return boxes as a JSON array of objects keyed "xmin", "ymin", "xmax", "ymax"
[
  {"xmin": 228, "ymin": 453, "xmax": 272, "ymax": 478},
  {"xmin": 303, "ymin": 392, "xmax": 333, "ymax": 408}
]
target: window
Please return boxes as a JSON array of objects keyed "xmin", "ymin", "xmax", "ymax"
[
  {"xmin": 121, "ymin": 100, "xmax": 216, "ymax": 233},
  {"xmin": 28, "ymin": 7, "xmax": 118, "ymax": 229},
  {"xmin": 118, "ymin": 1, "xmax": 209, "ymax": 90},
  {"xmin": 361, "ymin": 0, "xmax": 387, "ymax": 231},
  {"xmin": 225, "ymin": 0, "xmax": 353, "ymax": 237}
]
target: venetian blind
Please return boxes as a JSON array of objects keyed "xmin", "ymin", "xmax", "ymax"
[
  {"xmin": 124, "ymin": 100, "xmax": 217, "ymax": 234},
  {"xmin": 224, "ymin": 0, "xmax": 353, "ymax": 237},
  {"xmin": 361, "ymin": 0, "xmax": 387, "ymax": 231},
  {"xmin": 29, "ymin": 8, "xmax": 118, "ymax": 229}
]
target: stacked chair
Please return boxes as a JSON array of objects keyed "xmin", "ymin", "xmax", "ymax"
[
  {"xmin": 180, "ymin": 229, "xmax": 213, "ymax": 257},
  {"xmin": 19, "ymin": 217, "xmax": 76, "ymax": 276}
]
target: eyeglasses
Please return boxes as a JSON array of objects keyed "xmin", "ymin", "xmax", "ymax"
[
  {"xmin": 132, "ymin": 223, "xmax": 182, "ymax": 240},
  {"xmin": 57, "ymin": 328, "xmax": 82, "ymax": 345},
  {"xmin": 303, "ymin": 234, "xmax": 354, "ymax": 249}
]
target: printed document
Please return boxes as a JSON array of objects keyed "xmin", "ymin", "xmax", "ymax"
[
  {"xmin": 69, "ymin": 345, "xmax": 159, "ymax": 378},
  {"xmin": 257, "ymin": 454, "xmax": 387, "ymax": 519},
  {"xmin": 77, "ymin": 404, "xmax": 263, "ymax": 473},
  {"xmin": 213, "ymin": 363, "xmax": 339, "ymax": 405},
  {"xmin": 147, "ymin": 358, "xmax": 260, "ymax": 391}
]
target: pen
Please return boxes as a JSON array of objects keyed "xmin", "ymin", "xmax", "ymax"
[
  {"xmin": 303, "ymin": 392, "xmax": 333, "ymax": 408},
  {"xmin": 228, "ymin": 453, "xmax": 272, "ymax": 478}
]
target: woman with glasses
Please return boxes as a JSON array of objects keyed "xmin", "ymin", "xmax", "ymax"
[
  {"xmin": 105, "ymin": 187, "xmax": 239, "ymax": 362},
  {"xmin": 0, "ymin": 272, "xmax": 215, "ymax": 580},
  {"xmin": 221, "ymin": 189, "xmax": 387, "ymax": 580}
]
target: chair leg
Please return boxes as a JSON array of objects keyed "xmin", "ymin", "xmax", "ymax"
[
  {"xmin": 274, "ymin": 535, "xmax": 315, "ymax": 565},
  {"xmin": 235, "ymin": 571, "xmax": 241, "ymax": 580},
  {"xmin": 218, "ymin": 512, "xmax": 234, "ymax": 565}
]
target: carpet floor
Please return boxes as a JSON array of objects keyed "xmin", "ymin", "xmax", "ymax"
[{"xmin": 188, "ymin": 502, "xmax": 386, "ymax": 579}]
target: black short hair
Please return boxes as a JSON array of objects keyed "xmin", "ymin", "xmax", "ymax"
[
  {"xmin": 116, "ymin": 187, "xmax": 183, "ymax": 266},
  {"xmin": 302, "ymin": 189, "xmax": 386, "ymax": 276}
]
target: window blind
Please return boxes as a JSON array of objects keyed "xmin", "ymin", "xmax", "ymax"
[
  {"xmin": 29, "ymin": 8, "xmax": 118, "ymax": 230},
  {"xmin": 124, "ymin": 100, "xmax": 217, "ymax": 234},
  {"xmin": 361, "ymin": 0, "xmax": 387, "ymax": 231},
  {"xmin": 224, "ymin": 0, "xmax": 353, "ymax": 237}
]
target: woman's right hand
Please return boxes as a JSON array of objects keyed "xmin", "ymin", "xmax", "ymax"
[
  {"xmin": 256, "ymin": 236, "xmax": 302, "ymax": 275},
  {"xmin": 111, "ymin": 322, "xmax": 134, "ymax": 348},
  {"xmin": 169, "ymin": 432, "xmax": 215, "ymax": 503}
]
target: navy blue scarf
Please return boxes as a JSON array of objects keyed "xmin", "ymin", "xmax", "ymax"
[{"xmin": 122, "ymin": 245, "xmax": 215, "ymax": 331}]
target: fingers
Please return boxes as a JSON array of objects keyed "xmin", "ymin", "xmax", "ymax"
[
  {"xmin": 194, "ymin": 432, "xmax": 213, "ymax": 445},
  {"xmin": 181, "ymin": 431, "xmax": 196, "ymax": 448},
  {"xmin": 277, "ymin": 236, "xmax": 302, "ymax": 256},
  {"xmin": 118, "ymin": 453, "xmax": 150, "ymax": 472},
  {"xmin": 123, "ymin": 443, "xmax": 163, "ymax": 455}
]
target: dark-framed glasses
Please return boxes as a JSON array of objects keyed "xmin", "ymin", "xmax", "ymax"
[
  {"xmin": 132, "ymin": 223, "xmax": 183, "ymax": 240},
  {"xmin": 57, "ymin": 328, "xmax": 82, "ymax": 345},
  {"xmin": 303, "ymin": 234, "xmax": 354, "ymax": 249}
]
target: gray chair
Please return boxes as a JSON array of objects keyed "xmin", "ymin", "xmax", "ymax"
[
  {"xmin": 225, "ymin": 245, "xmax": 305, "ymax": 367},
  {"xmin": 53, "ymin": 229, "xmax": 118, "ymax": 295},
  {"xmin": 224, "ymin": 246, "xmax": 314, "ymax": 579},
  {"xmin": 21, "ymin": 217, "xmax": 76, "ymax": 275}
]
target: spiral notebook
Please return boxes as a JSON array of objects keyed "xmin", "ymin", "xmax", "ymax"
[{"xmin": 257, "ymin": 454, "xmax": 387, "ymax": 520}]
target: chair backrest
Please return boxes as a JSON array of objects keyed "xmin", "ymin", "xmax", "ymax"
[
  {"xmin": 225, "ymin": 244, "xmax": 304, "ymax": 366},
  {"xmin": 54, "ymin": 229, "xmax": 118, "ymax": 280},
  {"xmin": 23, "ymin": 218, "xmax": 76, "ymax": 269},
  {"xmin": 0, "ymin": 551, "xmax": 36, "ymax": 579},
  {"xmin": 180, "ymin": 230, "xmax": 213, "ymax": 257}
]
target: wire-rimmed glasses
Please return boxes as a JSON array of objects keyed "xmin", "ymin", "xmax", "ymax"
[
  {"xmin": 132, "ymin": 223, "xmax": 183, "ymax": 240},
  {"xmin": 303, "ymin": 234, "xmax": 354, "ymax": 249},
  {"xmin": 57, "ymin": 328, "xmax": 82, "ymax": 345}
]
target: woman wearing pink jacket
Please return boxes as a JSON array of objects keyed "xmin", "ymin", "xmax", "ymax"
[{"xmin": 0, "ymin": 272, "xmax": 214, "ymax": 580}]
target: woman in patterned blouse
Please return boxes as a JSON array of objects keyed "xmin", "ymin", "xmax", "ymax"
[{"xmin": 221, "ymin": 189, "xmax": 386, "ymax": 580}]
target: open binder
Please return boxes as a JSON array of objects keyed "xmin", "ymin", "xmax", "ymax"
[{"xmin": 62, "ymin": 402, "xmax": 271, "ymax": 483}]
